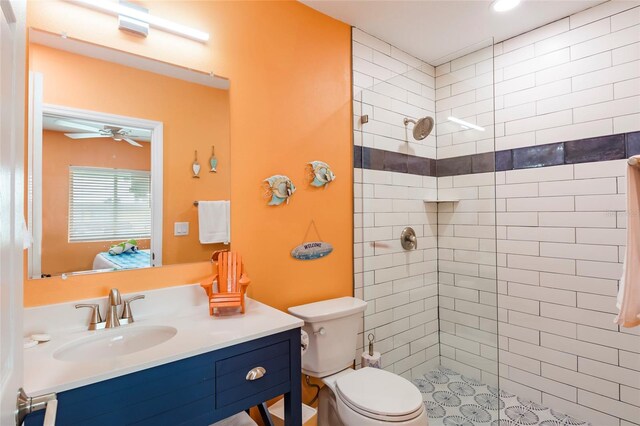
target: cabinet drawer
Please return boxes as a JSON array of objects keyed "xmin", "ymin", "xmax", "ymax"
[{"xmin": 215, "ymin": 340, "xmax": 290, "ymax": 408}]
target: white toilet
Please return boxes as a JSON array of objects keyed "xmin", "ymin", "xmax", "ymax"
[{"xmin": 288, "ymin": 297, "xmax": 428, "ymax": 426}]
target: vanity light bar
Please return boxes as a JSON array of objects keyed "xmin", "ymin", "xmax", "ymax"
[
  {"xmin": 69, "ymin": 0, "xmax": 210, "ymax": 42},
  {"xmin": 447, "ymin": 116, "xmax": 486, "ymax": 132}
]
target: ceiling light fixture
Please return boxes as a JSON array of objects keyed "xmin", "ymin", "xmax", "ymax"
[
  {"xmin": 491, "ymin": 0, "xmax": 521, "ymax": 13},
  {"xmin": 447, "ymin": 116, "xmax": 486, "ymax": 132},
  {"xmin": 69, "ymin": 0, "xmax": 210, "ymax": 42}
]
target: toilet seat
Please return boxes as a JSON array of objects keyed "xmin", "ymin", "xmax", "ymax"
[{"xmin": 334, "ymin": 367, "xmax": 424, "ymax": 422}]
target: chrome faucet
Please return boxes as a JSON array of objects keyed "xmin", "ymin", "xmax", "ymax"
[
  {"xmin": 105, "ymin": 288, "xmax": 122, "ymax": 328},
  {"xmin": 76, "ymin": 288, "xmax": 145, "ymax": 330}
]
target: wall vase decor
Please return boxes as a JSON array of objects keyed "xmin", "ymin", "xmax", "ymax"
[
  {"xmin": 307, "ymin": 160, "xmax": 335, "ymax": 188},
  {"xmin": 192, "ymin": 150, "xmax": 201, "ymax": 178},
  {"xmin": 263, "ymin": 175, "xmax": 296, "ymax": 206},
  {"xmin": 291, "ymin": 220, "xmax": 333, "ymax": 260},
  {"xmin": 209, "ymin": 145, "xmax": 218, "ymax": 173}
]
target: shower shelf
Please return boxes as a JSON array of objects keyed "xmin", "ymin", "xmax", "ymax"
[{"xmin": 423, "ymin": 198, "xmax": 459, "ymax": 203}]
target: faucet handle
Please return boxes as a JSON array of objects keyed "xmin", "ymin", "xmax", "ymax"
[
  {"xmin": 121, "ymin": 295, "xmax": 145, "ymax": 323},
  {"xmin": 75, "ymin": 304, "xmax": 102, "ymax": 330}
]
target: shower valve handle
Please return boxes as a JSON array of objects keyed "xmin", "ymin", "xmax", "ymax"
[{"xmin": 401, "ymin": 227, "xmax": 418, "ymax": 250}]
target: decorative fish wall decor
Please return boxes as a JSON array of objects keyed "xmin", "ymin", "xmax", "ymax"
[
  {"xmin": 192, "ymin": 150, "xmax": 201, "ymax": 178},
  {"xmin": 209, "ymin": 145, "xmax": 218, "ymax": 173},
  {"xmin": 263, "ymin": 175, "xmax": 296, "ymax": 206},
  {"xmin": 307, "ymin": 161, "xmax": 335, "ymax": 188}
]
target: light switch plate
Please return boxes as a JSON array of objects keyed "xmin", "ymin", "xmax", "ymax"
[{"xmin": 174, "ymin": 222, "xmax": 189, "ymax": 236}]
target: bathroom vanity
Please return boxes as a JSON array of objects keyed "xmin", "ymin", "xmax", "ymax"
[{"xmin": 22, "ymin": 285, "xmax": 303, "ymax": 425}]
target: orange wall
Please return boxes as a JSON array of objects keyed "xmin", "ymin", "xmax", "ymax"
[
  {"xmin": 41, "ymin": 130, "xmax": 151, "ymax": 276},
  {"xmin": 25, "ymin": 1, "xmax": 353, "ymax": 310},
  {"xmin": 29, "ymin": 44, "xmax": 231, "ymax": 269}
]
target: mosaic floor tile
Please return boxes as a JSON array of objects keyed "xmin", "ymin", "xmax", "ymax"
[{"xmin": 413, "ymin": 367, "xmax": 592, "ymax": 426}]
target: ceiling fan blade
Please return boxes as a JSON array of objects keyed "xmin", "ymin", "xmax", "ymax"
[
  {"xmin": 55, "ymin": 119, "xmax": 102, "ymax": 133},
  {"xmin": 123, "ymin": 137, "xmax": 143, "ymax": 147},
  {"xmin": 64, "ymin": 132, "xmax": 110, "ymax": 139}
]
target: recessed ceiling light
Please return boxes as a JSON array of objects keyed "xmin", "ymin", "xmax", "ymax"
[{"xmin": 491, "ymin": 0, "xmax": 521, "ymax": 13}]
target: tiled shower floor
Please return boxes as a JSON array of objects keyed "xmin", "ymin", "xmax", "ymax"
[{"xmin": 413, "ymin": 367, "xmax": 592, "ymax": 426}]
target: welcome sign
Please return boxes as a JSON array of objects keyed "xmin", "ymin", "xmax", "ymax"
[{"xmin": 291, "ymin": 241, "xmax": 333, "ymax": 260}]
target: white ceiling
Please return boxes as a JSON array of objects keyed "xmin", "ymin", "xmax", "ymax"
[
  {"xmin": 300, "ymin": 0, "xmax": 608, "ymax": 65},
  {"xmin": 43, "ymin": 115, "xmax": 151, "ymax": 142}
]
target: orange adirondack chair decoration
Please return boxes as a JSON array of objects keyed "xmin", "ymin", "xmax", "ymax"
[{"xmin": 200, "ymin": 251, "xmax": 251, "ymax": 316}]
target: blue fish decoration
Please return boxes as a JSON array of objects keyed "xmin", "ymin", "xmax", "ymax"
[
  {"xmin": 308, "ymin": 161, "xmax": 335, "ymax": 188},
  {"xmin": 291, "ymin": 241, "xmax": 333, "ymax": 260},
  {"xmin": 209, "ymin": 146, "xmax": 218, "ymax": 172},
  {"xmin": 264, "ymin": 175, "xmax": 296, "ymax": 206}
]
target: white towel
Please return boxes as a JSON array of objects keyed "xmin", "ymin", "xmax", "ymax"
[{"xmin": 198, "ymin": 200, "xmax": 230, "ymax": 244}]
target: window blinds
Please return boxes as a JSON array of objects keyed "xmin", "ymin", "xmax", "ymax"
[{"xmin": 68, "ymin": 166, "xmax": 151, "ymax": 242}]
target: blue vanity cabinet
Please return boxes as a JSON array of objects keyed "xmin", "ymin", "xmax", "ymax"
[{"xmin": 25, "ymin": 328, "xmax": 302, "ymax": 426}]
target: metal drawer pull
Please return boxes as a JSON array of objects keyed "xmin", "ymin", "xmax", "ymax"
[{"xmin": 246, "ymin": 366, "xmax": 266, "ymax": 381}]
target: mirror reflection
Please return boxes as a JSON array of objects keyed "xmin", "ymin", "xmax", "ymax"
[
  {"xmin": 27, "ymin": 30, "xmax": 231, "ymax": 279},
  {"xmin": 40, "ymin": 113, "xmax": 154, "ymax": 277}
]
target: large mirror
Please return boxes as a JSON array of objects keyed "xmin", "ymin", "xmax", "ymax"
[{"xmin": 27, "ymin": 29, "xmax": 231, "ymax": 279}]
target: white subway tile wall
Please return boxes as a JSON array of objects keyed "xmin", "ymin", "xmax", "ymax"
[
  {"xmin": 353, "ymin": 3, "xmax": 640, "ymax": 424},
  {"xmin": 437, "ymin": 168, "xmax": 501, "ymax": 388},
  {"xmin": 436, "ymin": 3, "xmax": 640, "ymax": 159},
  {"xmin": 353, "ymin": 28, "xmax": 437, "ymax": 159},
  {"xmin": 437, "ymin": 165, "xmax": 640, "ymax": 425},
  {"xmin": 434, "ymin": 3, "xmax": 640, "ymax": 425},
  {"xmin": 353, "ymin": 28, "xmax": 440, "ymax": 379},
  {"xmin": 354, "ymin": 169, "xmax": 441, "ymax": 379}
]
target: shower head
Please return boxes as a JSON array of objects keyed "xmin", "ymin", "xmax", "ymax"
[{"xmin": 403, "ymin": 116, "xmax": 434, "ymax": 141}]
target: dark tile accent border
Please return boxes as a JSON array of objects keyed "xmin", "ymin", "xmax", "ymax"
[
  {"xmin": 513, "ymin": 143, "xmax": 564, "ymax": 169},
  {"xmin": 564, "ymin": 134, "xmax": 625, "ymax": 164},
  {"xmin": 495, "ymin": 150, "xmax": 513, "ymax": 172},
  {"xmin": 408, "ymin": 156, "xmax": 437, "ymax": 176},
  {"xmin": 505, "ymin": 132, "xmax": 635, "ymax": 174},
  {"xmin": 472, "ymin": 152, "xmax": 495, "ymax": 174},
  {"xmin": 437, "ymin": 155, "xmax": 472, "ymax": 177},
  {"xmin": 356, "ymin": 146, "xmax": 437, "ymax": 177},
  {"xmin": 385, "ymin": 151, "xmax": 408, "ymax": 173},
  {"xmin": 353, "ymin": 145, "xmax": 362, "ymax": 169},
  {"xmin": 625, "ymin": 132, "xmax": 640, "ymax": 157},
  {"xmin": 354, "ymin": 131, "xmax": 640, "ymax": 178}
]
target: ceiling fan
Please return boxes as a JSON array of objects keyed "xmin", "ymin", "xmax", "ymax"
[{"xmin": 59, "ymin": 120, "xmax": 143, "ymax": 147}]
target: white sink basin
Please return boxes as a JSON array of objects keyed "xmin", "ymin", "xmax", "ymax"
[{"xmin": 53, "ymin": 325, "xmax": 177, "ymax": 362}]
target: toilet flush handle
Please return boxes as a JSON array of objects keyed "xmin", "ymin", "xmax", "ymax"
[{"xmin": 314, "ymin": 327, "xmax": 326, "ymax": 336}]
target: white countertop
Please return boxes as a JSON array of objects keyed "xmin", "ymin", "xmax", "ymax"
[{"xmin": 24, "ymin": 286, "xmax": 303, "ymax": 395}]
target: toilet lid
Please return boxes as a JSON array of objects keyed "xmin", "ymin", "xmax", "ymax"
[{"xmin": 335, "ymin": 367, "xmax": 423, "ymax": 419}]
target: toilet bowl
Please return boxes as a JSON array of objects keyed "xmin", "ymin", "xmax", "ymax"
[
  {"xmin": 319, "ymin": 367, "xmax": 428, "ymax": 426},
  {"xmin": 288, "ymin": 297, "xmax": 428, "ymax": 426}
]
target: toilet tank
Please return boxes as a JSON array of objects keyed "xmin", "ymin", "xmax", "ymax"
[{"xmin": 288, "ymin": 297, "xmax": 367, "ymax": 378}]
